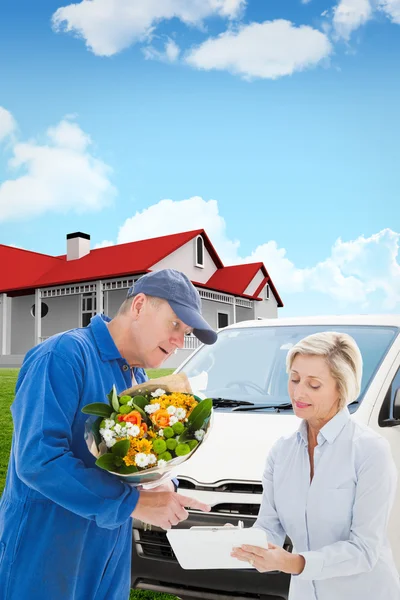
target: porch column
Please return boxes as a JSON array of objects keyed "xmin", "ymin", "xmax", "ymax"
[
  {"xmin": 103, "ymin": 290, "xmax": 109, "ymax": 316},
  {"xmin": 1, "ymin": 293, "xmax": 9, "ymax": 355},
  {"xmin": 96, "ymin": 280, "xmax": 104, "ymax": 314},
  {"xmin": 34, "ymin": 288, "xmax": 42, "ymax": 345},
  {"xmin": 232, "ymin": 296, "xmax": 237, "ymax": 324}
]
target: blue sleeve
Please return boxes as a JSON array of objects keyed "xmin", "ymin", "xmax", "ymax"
[
  {"xmin": 253, "ymin": 439, "xmax": 286, "ymax": 546},
  {"xmin": 11, "ymin": 351, "xmax": 139, "ymax": 530}
]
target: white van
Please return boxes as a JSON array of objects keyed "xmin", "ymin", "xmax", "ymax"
[{"xmin": 131, "ymin": 315, "xmax": 400, "ymax": 600}]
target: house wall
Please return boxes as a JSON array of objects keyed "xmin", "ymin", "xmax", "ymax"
[
  {"xmin": 41, "ymin": 295, "xmax": 81, "ymax": 337},
  {"xmin": 236, "ymin": 304, "xmax": 255, "ymax": 323},
  {"xmin": 254, "ymin": 294, "xmax": 278, "ymax": 319},
  {"xmin": 11, "ymin": 294, "xmax": 35, "ymax": 354},
  {"xmin": 106, "ymin": 289, "xmax": 127, "ymax": 318},
  {"xmin": 151, "ymin": 238, "xmax": 217, "ymax": 284},
  {"xmin": 244, "ymin": 270, "xmax": 264, "ymax": 296},
  {"xmin": 11, "ymin": 294, "xmax": 81, "ymax": 354}
]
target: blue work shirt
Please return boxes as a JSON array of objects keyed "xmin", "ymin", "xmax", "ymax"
[
  {"xmin": 0, "ymin": 314, "xmax": 147, "ymax": 600},
  {"xmin": 254, "ymin": 408, "xmax": 400, "ymax": 600}
]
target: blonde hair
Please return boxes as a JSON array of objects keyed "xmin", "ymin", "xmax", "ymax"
[{"xmin": 286, "ymin": 331, "xmax": 363, "ymax": 410}]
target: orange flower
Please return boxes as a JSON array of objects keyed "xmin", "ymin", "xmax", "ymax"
[
  {"xmin": 118, "ymin": 410, "xmax": 142, "ymax": 427},
  {"xmin": 151, "ymin": 409, "xmax": 170, "ymax": 428}
]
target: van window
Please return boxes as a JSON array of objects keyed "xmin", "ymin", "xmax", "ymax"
[{"xmin": 181, "ymin": 325, "xmax": 398, "ymax": 409}]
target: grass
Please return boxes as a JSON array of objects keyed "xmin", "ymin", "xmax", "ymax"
[{"xmin": 0, "ymin": 367, "xmax": 177, "ymax": 600}]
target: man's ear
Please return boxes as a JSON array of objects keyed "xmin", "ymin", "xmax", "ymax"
[{"xmin": 130, "ymin": 293, "xmax": 146, "ymax": 319}]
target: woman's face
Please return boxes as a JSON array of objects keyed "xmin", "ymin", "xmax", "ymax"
[{"xmin": 288, "ymin": 354, "xmax": 341, "ymax": 424}]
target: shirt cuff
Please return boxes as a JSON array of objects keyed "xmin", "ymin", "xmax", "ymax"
[
  {"xmin": 172, "ymin": 477, "xmax": 179, "ymax": 492},
  {"xmin": 296, "ymin": 551, "xmax": 324, "ymax": 580}
]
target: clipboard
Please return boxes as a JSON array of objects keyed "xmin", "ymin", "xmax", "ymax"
[{"xmin": 167, "ymin": 525, "xmax": 268, "ymax": 570}]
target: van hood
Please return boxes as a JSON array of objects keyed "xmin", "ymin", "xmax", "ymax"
[{"xmin": 176, "ymin": 411, "xmax": 301, "ymax": 484}]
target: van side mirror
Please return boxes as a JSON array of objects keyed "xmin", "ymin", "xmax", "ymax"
[{"xmin": 382, "ymin": 388, "xmax": 400, "ymax": 427}]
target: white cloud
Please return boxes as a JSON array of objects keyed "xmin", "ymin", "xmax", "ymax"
[
  {"xmin": 378, "ymin": 0, "xmax": 400, "ymax": 23},
  {"xmin": 0, "ymin": 114, "xmax": 116, "ymax": 223},
  {"xmin": 333, "ymin": 0, "xmax": 373, "ymax": 40},
  {"xmin": 94, "ymin": 239, "xmax": 114, "ymax": 249},
  {"xmin": 116, "ymin": 196, "xmax": 240, "ymax": 261},
  {"xmin": 52, "ymin": 0, "xmax": 245, "ymax": 57},
  {"xmin": 143, "ymin": 38, "xmax": 180, "ymax": 63},
  {"xmin": 0, "ymin": 107, "xmax": 16, "ymax": 143},
  {"xmin": 186, "ymin": 20, "xmax": 332, "ymax": 80},
  {"xmin": 100, "ymin": 196, "xmax": 400, "ymax": 312}
]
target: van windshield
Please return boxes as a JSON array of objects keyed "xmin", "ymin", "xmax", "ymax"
[{"xmin": 180, "ymin": 325, "xmax": 399, "ymax": 410}]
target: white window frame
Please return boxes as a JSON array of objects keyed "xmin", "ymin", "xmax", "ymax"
[
  {"xmin": 264, "ymin": 283, "xmax": 270, "ymax": 300},
  {"xmin": 195, "ymin": 235, "xmax": 205, "ymax": 268}
]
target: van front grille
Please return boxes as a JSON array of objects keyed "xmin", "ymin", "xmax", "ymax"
[{"xmin": 178, "ymin": 479, "xmax": 263, "ymax": 495}]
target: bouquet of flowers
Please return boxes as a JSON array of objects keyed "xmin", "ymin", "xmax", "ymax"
[{"xmin": 82, "ymin": 381, "xmax": 212, "ymax": 487}]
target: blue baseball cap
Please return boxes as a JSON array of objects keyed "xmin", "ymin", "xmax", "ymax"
[{"xmin": 127, "ymin": 269, "xmax": 217, "ymax": 345}]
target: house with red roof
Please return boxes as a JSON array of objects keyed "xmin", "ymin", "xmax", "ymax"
[{"xmin": 0, "ymin": 230, "xmax": 283, "ymax": 367}]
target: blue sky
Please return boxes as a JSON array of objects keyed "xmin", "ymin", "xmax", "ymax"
[{"xmin": 0, "ymin": 0, "xmax": 399, "ymax": 316}]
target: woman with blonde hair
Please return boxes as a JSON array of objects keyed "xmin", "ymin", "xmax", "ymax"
[{"xmin": 232, "ymin": 331, "xmax": 400, "ymax": 600}]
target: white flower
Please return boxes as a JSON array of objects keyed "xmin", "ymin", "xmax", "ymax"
[
  {"xmin": 100, "ymin": 428, "xmax": 116, "ymax": 442},
  {"xmin": 126, "ymin": 424, "xmax": 140, "ymax": 437},
  {"xmin": 158, "ymin": 429, "xmax": 164, "ymax": 437},
  {"xmin": 147, "ymin": 454, "xmax": 157, "ymax": 465},
  {"xmin": 167, "ymin": 405, "xmax": 176, "ymax": 415},
  {"xmin": 127, "ymin": 399, "xmax": 134, "ymax": 407},
  {"xmin": 113, "ymin": 424, "xmax": 123, "ymax": 435},
  {"xmin": 105, "ymin": 437, "xmax": 116, "ymax": 448},
  {"xmin": 145, "ymin": 403, "xmax": 160, "ymax": 414},
  {"xmin": 176, "ymin": 408, "xmax": 186, "ymax": 420},
  {"xmin": 195, "ymin": 429, "xmax": 205, "ymax": 441},
  {"xmin": 157, "ymin": 459, "xmax": 167, "ymax": 468},
  {"xmin": 135, "ymin": 453, "xmax": 150, "ymax": 468},
  {"xmin": 169, "ymin": 416, "xmax": 178, "ymax": 426},
  {"xmin": 151, "ymin": 388, "xmax": 166, "ymax": 398},
  {"xmin": 103, "ymin": 419, "xmax": 114, "ymax": 429}
]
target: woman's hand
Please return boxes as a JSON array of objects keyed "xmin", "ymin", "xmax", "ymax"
[{"xmin": 231, "ymin": 543, "xmax": 305, "ymax": 575}]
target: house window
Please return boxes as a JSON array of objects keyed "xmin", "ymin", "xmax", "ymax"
[
  {"xmin": 218, "ymin": 312, "xmax": 229, "ymax": 329},
  {"xmin": 264, "ymin": 284, "xmax": 270, "ymax": 300},
  {"xmin": 195, "ymin": 236, "xmax": 204, "ymax": 268},
  {"xmin": 30, "ymin": 302, "xmax": 49, "ymax": 318},
  {"xmin": 82, "ymin": 293, "xmax": 96, "ymax": 327}
]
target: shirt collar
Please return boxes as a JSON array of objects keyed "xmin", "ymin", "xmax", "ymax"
[
  {"xmin": 297, "ymin": 407, "xmax": 350, "ymax": 445},
  {"xmin": 89, "ymin": 314, "xmax": 122, "ymax": 362}
]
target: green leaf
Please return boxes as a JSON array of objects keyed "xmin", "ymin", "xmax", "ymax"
[
  {"xmin": 111, "ymin": 439, "xmax": 130, "ymax": 457},
  {"xmin": 111, "ymin": 385, "xmax": 120, "ymax": 412},
  {"xmin": 114, "ymin": 457, "xmax": 124, "ymax": 467},
  {"xmin": 188, "ymin": 398, "xmax": 213, "ymax": 431},
  {"xmin": 81, "ymin": 403, "xmax": 113, "ymax": 417},
  {"xmin": 92, "ymin": 416, "xmax": 103, "ymax": 447},
  {"xmin": 131, "ymin": 395, "xmax": 148, "ymax": 410},
  {"xmin": 119, "ymin": 464, "xmax": 138, "ymax": 474},
  {"xmin": 95, "ymin": 453, "xmax": 118, "ymax": 471}
]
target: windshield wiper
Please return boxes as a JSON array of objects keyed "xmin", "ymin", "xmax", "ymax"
[
  {"xmin": 233, "ymin": 403, "xmax": 293, "ymax": 412},
  {"xmin": 211, "ymin": 398, "xmax": 255, "ymax": 408}
]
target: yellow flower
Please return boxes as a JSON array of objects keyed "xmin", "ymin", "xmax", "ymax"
[{"xmin": 123, "ymin": 437, "xmax": 154, "ymax": 467}]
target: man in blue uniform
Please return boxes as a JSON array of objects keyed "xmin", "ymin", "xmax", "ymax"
[{"xmin": 0, "ymin": 269, "xmax": 216, "ymax": 600}]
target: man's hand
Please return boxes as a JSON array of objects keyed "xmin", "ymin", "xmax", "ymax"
[
  {"xmin": 144, "ymin": 480, "xmax": 175, "ymax": 493},
  {"xmin": 132, "ymin": 491, "xmax": 211, "ymax": 530}
]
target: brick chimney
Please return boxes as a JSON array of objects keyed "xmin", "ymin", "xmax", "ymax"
[{"xmin": 66, "ymin": 232, "xmax": 90, "ymax": 261}]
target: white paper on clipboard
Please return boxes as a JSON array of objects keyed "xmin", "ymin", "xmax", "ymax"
[{"xmin": 166, "ymin": 526, "xmax": 268, "ymax": 570}]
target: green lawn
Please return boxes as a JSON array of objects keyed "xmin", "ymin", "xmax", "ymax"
[{"xmin": 0, "ymin": 367, "xmax": 177, "ymax": 600}]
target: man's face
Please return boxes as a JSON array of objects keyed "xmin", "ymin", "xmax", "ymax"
[{"xmin": 128, "ymin": 295, "xmax": 193, "ymax": 368}]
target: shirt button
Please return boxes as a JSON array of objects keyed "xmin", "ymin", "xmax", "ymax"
[{"xmin": 122, "ymin": 364, "xmax": 129, "ymax": 371}]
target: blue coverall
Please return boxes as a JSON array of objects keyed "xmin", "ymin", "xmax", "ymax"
[{"xmin": 0, "ymin": 314, "xmax": 147, "ymax": 599}]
